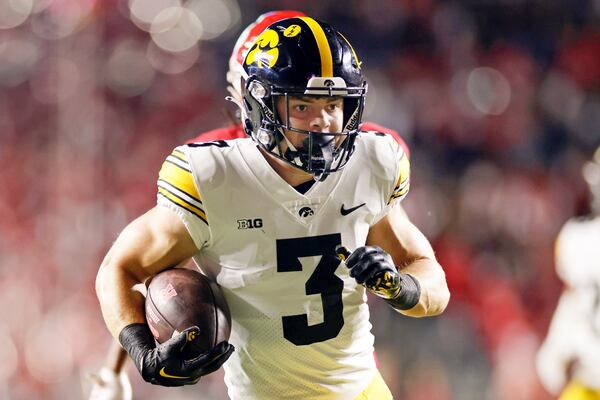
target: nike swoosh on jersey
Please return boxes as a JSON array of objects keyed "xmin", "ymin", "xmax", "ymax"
[
  {"xmin": 340, "ymin": 203, "xmax": 366, "ymax": 216},
  {"xmin": 159, "ymin": 367, "xmax": 191, "ymax": 379}
]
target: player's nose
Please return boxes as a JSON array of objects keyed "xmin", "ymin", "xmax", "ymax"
[{"xmin": 310, "ymin": 109, "xmax": 331, "ymax": 132}]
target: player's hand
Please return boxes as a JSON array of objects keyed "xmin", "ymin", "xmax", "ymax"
[
  {"xmin": 88, "ymin": 368, "xmax": 132, "ymax": 400},
  {"xmin": 341, "ymin": 246, "xmax": 401, "ymax": 299},
  {"xmin": 120, "ymin": 324, "xmax": 234, "ymax": 387},
  {"xmin": 143, "ymin": 329, "xmax": 234, "ymax": 386}
]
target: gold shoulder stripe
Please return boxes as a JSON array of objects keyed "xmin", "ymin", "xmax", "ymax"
[
  {"xmin": 388, "ymin": 182, "xmax": 410, "ymax": 204},
  {"xmin": 389, "ymin": 150, "xmax": 410, "ymax": 204},
  {"xmin": 388, "ymin": 187, "xmax": 409, "ymax": 204},
  {"xmin": 394, "ymin": 180, "xmax": 410, "ymax": 197},
  {"xmin": 393, "ymin": 177, "xmax": 410, "ymax": 194},
  {"xmin": 158, "ymin": 160, "xmax": 201, "ymax": 202},
  {"xmin": 165, "ymin": 158, "xmax": 191, "ymax": 173},
  {"xmin": 171, "ymin": 149, "xmax": 187, "ymax": 163},
  {"xmin": 158, "ymin": 179, "xmax": 202, "ymax": 206},
  {"xmin": 398, "ymin": 189, "xmax": 408, "ymax": 198},
  {"xmin": 158, "ymin": 188, "xmax": 208, "ymax": 225},
  {"xmin": 299, "ymin": 17, "xmax": 333, "ymax": 77},
  {"xmin": 394, "ymin": 152, "xmax": 410, "ymax": 189}
]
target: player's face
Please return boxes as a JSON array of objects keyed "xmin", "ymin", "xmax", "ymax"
[{"xmin": 275, "ymin": 96, "xmax": 344, "ymax": 149}]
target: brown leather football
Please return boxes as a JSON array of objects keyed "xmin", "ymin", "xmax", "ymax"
[{"xmin": 145, "ymin": 268, "xmax": 231, "ymax": 356}]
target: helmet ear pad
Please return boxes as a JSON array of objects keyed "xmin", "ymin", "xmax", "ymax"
[
  {"xmin": 242, "ymin": 79, "xmax": 282, "ymax": 152},
  {"xmin": 242, "ymin": 92, "xmax": 262, "ymax": 136}
]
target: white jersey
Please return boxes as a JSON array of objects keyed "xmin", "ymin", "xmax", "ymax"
[
  {"xmin": 554, "ymin": 217, "xmax": 600, "ymax": 288},
  {"xmin": 156, "ymin": 133, "xmax": 409, "ymax": 400},
  {"xmin": 536, "ymin": 217, "xmax": 600, "ymax": 394}
]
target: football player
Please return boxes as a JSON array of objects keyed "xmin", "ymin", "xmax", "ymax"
[
  {"xmin": 88, "ymin": 11, "xmax": 414, "ymax": 400},
  {"xmin": 95, "ymin": 16, "xmax": 445, "ymax": 400},
  {"xmin": 536, "ymin": 147, "xmax": 600, "ymax": 400}
]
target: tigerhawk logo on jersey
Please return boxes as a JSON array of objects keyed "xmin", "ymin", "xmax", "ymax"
[
  {"xmin": 298, "ymin": 206, "xmax": 314, "ymax": 217},
  {"xmin": 237, "ymin": 218, "xmax": 263, "ymax": 229}
]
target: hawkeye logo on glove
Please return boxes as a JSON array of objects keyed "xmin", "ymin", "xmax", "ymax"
[
  {"xmin": 159, "ymin": 367, "xmax": 191, "ymax": 379},
  {"xmin": 187, "ymin": 330, "xmax": 198, "ymax": 341}
]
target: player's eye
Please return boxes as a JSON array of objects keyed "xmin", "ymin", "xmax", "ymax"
[
  {"xmin": 294, "ymin": 104, "xmax": 309, "ymax": 112},
  {"xmin": 326, "ymin": 103, "xmax": 340, "ymax": 112}
]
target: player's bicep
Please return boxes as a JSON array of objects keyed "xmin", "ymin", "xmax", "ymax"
[
  {"xmin": 366, "ymin": 206, "xmax": 435, "ymax": 266},
  {"xmin": 103, "ymin": 206, "xmax": 198, "ymax": 282}
]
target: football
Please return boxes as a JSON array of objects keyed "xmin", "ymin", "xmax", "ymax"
[{"xmin": 145, "ymin": 268, "xmax": 231, "ymax": 356}]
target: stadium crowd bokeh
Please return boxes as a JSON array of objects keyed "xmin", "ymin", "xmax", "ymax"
[{"xmin": 0, "ymin": 0, "xmax": 598, "ymax": 399}]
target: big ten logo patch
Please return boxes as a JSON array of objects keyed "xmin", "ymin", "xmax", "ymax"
[{"xmin": 238, "ymin": 218, "xmax": 264, "ymax": 230}]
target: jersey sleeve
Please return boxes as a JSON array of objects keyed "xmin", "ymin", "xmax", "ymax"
[
  {"xmin": 387, "ymin": 141, "xmax": 410, "ymax": 206},
  {"xmin": 156, "ymin": 146, "xmax": 210, "ymax": 249},
  {"xmin": 369, "ymin": 136, "xmax": 411, "ymax": 226}
]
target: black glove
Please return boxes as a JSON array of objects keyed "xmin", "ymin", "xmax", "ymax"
[
  {"xmin": 343, "ymin": 246, "xmax": 400, "ymax": 298},
  {"xmin": 341, "ymin": 246, "xmax": 421, "ymax": 310},
  {"xmin": 119, "ymin": 324, "xmax": 234, "ymax": 387}
]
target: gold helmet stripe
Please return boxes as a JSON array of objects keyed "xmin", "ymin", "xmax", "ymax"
[{"xmin": 299, "ymin": 17, "xmax": 333, "ymax": 77}]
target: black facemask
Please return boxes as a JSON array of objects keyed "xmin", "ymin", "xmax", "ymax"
[{"xmin": 284, "ymin": 134, "xmax": 336, "ymax": 182}]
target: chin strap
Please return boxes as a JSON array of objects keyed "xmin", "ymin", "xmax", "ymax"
[
  {"xmin": 282, "ymin": 134, "xmax": 336, "ymax": 182},
  {"xmin": 308, "ymin": 135, "xmax": 335, "ymax": 181}
]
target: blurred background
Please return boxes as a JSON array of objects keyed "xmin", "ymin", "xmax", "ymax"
[{"xmin": 1, "ymin": 0, "xmax": 599, "ymax": 399}]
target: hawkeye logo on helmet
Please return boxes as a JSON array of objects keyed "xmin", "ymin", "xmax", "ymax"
[
  {"xmin": 246, "ymin": 29, "xmax": 280, "ymax": 68},
  {"xmin": 305, "ymin": 77, "xmax": 348, "ymax": 96}
]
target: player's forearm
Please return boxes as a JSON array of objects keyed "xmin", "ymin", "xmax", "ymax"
[
  {"xmin": 96, "ymin": 207, "xmax": 199, "ymax": 342},
  {"xmin": 96, "ymin": 259, "xmax": 147, "ymax": 341},
  {"xmin": 396, "ymin": 258, "xmax": 450, "ymax": 317}
]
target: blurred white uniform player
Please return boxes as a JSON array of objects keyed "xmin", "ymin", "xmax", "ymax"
[{"xmin": 537, "ymin": 147, "xmax": 600, "ymax": 400}]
